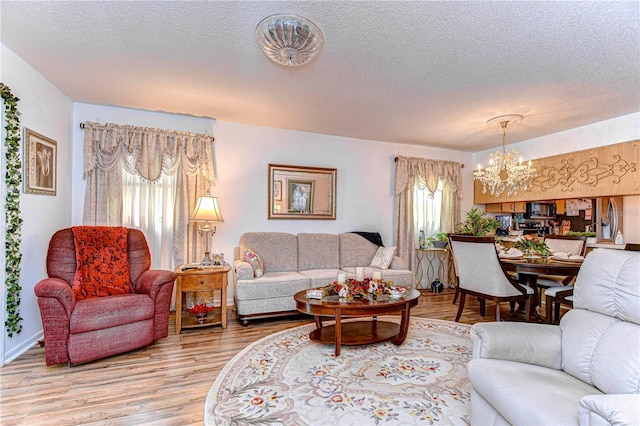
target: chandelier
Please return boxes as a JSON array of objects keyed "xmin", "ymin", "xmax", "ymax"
[
  {"xmin": 255, "ymin": 14, "xmax": 323, "ymax": 67},
  {"xmin": 473, "ymin": 114, "xmax": 537, "ymax": 197}
]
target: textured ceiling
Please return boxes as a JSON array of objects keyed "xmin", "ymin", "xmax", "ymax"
[{"xmin": 1, "ymin": 1, "xmax": 638, "ymax": 152}]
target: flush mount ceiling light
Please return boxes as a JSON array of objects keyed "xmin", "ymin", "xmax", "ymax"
[
  {"xmin": 255, "ymin": 14, "xmax": 323, "ymax": 67},
  {"xmin": 473, "ymin": 114, "xmax": 538, "ymax": 197}
]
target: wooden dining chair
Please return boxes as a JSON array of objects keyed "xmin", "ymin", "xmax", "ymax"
[{"xmin": 448, "ymin": 235, "xmax": 533, "ymax": 322}]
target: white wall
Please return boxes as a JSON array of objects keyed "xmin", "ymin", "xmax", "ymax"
[
  {"xmin": 473, "ymin": 113, "xmax": 640, "ymax": 243},
  {"xmin": 1, "ymin": 45, "xmax": 73, "ymax": 364}
]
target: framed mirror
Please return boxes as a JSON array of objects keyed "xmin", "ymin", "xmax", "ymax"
[{"xmin": 268, "ymin": 164, "xmax": 337, "ymax": 220}]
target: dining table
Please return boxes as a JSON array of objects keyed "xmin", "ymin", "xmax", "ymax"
[{"xmin": 499, "ymin": 256, "xmax": 583, "ymax": 321}]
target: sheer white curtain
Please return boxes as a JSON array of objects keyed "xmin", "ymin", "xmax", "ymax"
[
  {"xmin": 82, "ymin": 122, "xmax": 215, "ymax": 269},
  {"xmin": 121, "ymin": 172, "xmax": 176, "ymax": 270},
  {"xmin": 394, "ymin": 157, "xmax": 463, "ymax": 276},
  {"xmin": 414, "ymin": 177, "xmax": 444, "ymax": 239}
]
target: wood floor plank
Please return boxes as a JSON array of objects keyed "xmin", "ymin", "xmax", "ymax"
[{"xmin": 0, "ymin": 290, "xmax": 538, "ymax": 425}]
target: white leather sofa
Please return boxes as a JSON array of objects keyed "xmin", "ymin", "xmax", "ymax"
[
  {"xmin": 468, "ymin": 248, "xmax": 639, "ymax": 425},
  {"xmin": 233, "ymin": 232, "xmax": 413, "ymax": 325}
]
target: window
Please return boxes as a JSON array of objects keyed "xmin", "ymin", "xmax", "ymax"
[
  {"xmin": 121, "ymin": 171, "xmax": 176, "ymax": 270},
  {"xmin": 414, "ymin": 177, "xmax": 445, "ymax": 242}
]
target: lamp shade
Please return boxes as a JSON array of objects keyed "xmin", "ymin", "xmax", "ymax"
[{"xmin": 191, "ymin": 193, "xmax": 224, "ymax": 223}]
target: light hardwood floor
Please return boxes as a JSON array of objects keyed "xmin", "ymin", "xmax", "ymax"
[{"xmin": 0, "ymin": 290, "xmax": 524, "ymax": 425}]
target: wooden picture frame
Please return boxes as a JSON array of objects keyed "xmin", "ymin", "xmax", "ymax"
[
  {"xmin": 24, "ymin": 128, "xmax": 57, "ymax": 195},
  {"xmin": 287, "ymin": 180, "xmax": 314, "ymax": 213},
  {"xmin": 268, "ymin": 164, "xmax": 336, "ymax": 220}
]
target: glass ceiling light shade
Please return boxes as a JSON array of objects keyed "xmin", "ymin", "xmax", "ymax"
[
  {"xmin": 191, "ymin": 192, "xmax": 224, "ymax": 265},
  {"xmin": 255, "ymin": 14, "xmax": 323, "ymax": 67},
  {"xmin": 473, "ymin": 114, "xmax": 538, "ymax": 197}
]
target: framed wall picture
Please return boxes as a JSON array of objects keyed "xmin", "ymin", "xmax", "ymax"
[
  {"xmin": 24, "ymin": 128, "xmax": 57, "ymax": 195},
  {"xmin": 273, "ymin": 180, "xmax": 282, "ymax": 201},
  {"xmin": 288, "ymin": 179, "xmax": 314, "ymax": 213}
]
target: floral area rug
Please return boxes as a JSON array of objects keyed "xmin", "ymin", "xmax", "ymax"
[{"xmin": 205, "ymin": 317, "xmax": 472, "ymax": 425}]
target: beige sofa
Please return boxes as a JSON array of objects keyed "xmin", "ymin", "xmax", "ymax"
[
  {"xmin": 468, "ymin": 249, "xmax": 640, "ymax": 425},
  {"xmin": 233, "ymin": 232, "xmax": 413, "ymax": 325}
]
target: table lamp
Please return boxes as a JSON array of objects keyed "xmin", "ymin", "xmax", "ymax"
[{"xmin": 191, "ymin": 192, "xmax": 224, "ymax": 265}]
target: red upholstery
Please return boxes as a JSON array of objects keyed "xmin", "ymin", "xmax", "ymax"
[{"xmin": 35, "ymin": 227, "xmax": 176, "ymax": 366}]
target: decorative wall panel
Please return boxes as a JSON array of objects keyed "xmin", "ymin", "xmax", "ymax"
[{"xmin": 474, "ymin": 140, "xmax": 639, "ymax": 204}]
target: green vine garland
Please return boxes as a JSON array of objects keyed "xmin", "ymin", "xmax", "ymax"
[{"xmin": 0, "ymin": 83, "xmax": 23, "ymax": 337}]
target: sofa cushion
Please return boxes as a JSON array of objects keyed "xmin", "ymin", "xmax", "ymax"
[
  {"xmin": 469, "ymin": 358, "xmax": 602, "ymax": 426},
  {"xmin": 70, "ymin": 294, "xmax": 154, "ymax": 333},
  {"xmin": 243, "ymin": 247, "xmax": 265, "ymax": 278},
  {"xmin": 299, "ymin": 268, "xmax": 343, "ymax": 288},
  {"xmin": 298, "ymin": 233, "xmax": 340, "ymax": 271},
  {"xmin": 235, "ymin": 272, "xmax": 311, "ymax": 300},
  {"xmin": 561, "ymin": 309, "xmax": 640, "ymax": 394},
  {"xmin": 369, "ymin": 245, "xmax": 396, "ymax": 269},
  {"xmin": 339, "ymin": 233, "xmax": 378, "ymax": 268},
  {"xmin": 239, "ymin": 232, "xmax": 298, "ymax": 272}
]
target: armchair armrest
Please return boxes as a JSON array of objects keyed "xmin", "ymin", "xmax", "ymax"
[
  {"xmin": 470, "ymin": 322, "xmax": 562, "ymax": 369},
  {"xmin": 134, "ymin": 269, "xmax": 177, "ymax": 300},
  {"xmin": 390, "ymin": 256, "xmax": 408, "ymax": 270},
  {"xmin": 234, "ymin": 260, "xmax": 254, "ymax": 280},
  {"xmin": 34, "ymin": 278, "xmax": 75, "ymax": 317},
  {"xmin": 579, "ymin": 394, "xmax": 640, "ymax": 426}
]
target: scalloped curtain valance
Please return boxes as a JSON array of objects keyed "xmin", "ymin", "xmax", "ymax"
[
  {"xmin": 394, "ymin": 156, "xmax": 462, "ymax": 197},
  {"xmin": 82, "ymin": 121, "xmax": 215, "ymax": 183}
]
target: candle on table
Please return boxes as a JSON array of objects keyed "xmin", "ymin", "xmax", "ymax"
[
  {"xmin": 337, "ymin": 272, "xmax": 346, "ymax": 284},
  {"xmin": 355, "ymin": 267, "xmax": 365, "ymax": 282},
  {"xmin": 372, "ymin": 271, "xmax": 382, "ymax": 280}
]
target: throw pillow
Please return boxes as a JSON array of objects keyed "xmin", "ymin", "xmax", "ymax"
[
  {"xmin": 244, "ymin": 247, "xmax": 266, "ymax": 278},
  {"xmin": 369, "ymin": 246, "xmax": 396, "ymax": 269},
  {"xmin": 71, "ymin": 226, "xmax": 131, "ymax": 300}
]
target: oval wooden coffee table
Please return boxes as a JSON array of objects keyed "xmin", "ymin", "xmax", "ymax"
[{"xmin": 294, "ymin": 288, "xmax": 420, "ymax": 356}]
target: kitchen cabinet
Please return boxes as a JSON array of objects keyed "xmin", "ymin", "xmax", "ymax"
[{"xmin": 485, "ymin": 202, "xmax": 527, "ymax": 213}]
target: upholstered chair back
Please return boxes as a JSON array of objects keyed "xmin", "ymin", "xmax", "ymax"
[
  {"xmin": 46, "ymin": 227, "xmax": 151, "ymax": 289},
  {"xmin": 560, "ymin": 249, "xmax": 640, "ymax": 394},
  {"xmin": 239, "ymin": 232, "xmax": 298, "ymax": 272},
  {"xmin": 544, "ymin": 235, "xmax": 586, "ymax": 256},
  {"xmin": 449, "ymin": 235, "xmax": 524, "ymax": 297}
]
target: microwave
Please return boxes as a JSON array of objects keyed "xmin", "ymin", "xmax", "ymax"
[{"xmin": 526, "ymin": 201, "xmax": 556, "ymax": 219}]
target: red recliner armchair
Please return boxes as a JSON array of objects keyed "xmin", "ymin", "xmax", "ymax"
[{"xmin": 34, "ymin": 227, "xmax": 176, "ymax": 366}]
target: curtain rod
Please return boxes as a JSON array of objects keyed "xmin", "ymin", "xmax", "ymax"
[{"xmin": 394, "ymin": 156, "xmax": 464, "ymax": 167}]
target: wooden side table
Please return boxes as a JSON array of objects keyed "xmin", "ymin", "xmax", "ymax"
[{"xmin": 174, "ymin": 263, "xmax": 230, "ymax": 334}]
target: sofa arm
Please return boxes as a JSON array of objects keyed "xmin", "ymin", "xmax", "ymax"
[
  {"xmin": 234, "ymin": 260, "xmax": 254, "ymax": 280},
  {"xmin": 470, "ymin": 322, "xmax": 562, "ymax": 369},
  {"xmin": 134, "ymin": 269, "xmax": 177, "ymax": 300},
  {"xmin": 579, "ymin": 394, "xmax": 640, "ymax": 426},
  {"xmin": 389, "ymin": 256, "xmax": 408, "ymax": 270}
]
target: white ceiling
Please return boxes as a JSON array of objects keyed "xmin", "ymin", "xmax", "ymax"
[{"xmin": 1, "ymin": 1, "xmax": 638, "ymax": 152}]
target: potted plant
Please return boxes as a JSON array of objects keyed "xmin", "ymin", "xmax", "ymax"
[
  {"xmin": 455, "ymin": 208, "xmax": 501, "ymax": 236},
  {"xmin": 566, "ymin": 231, "xmax": 598, "ymax": 244},
  {"xmin": 432, "ymin": 232, "xmax": 449, "ymax": 248}
]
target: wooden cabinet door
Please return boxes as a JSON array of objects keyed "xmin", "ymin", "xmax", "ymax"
[
  {"xmin": 513, "ymin": 202, "xmax": 527, "ymax": 213},
  {"xmin": 501, "ymin": 203, "xmax": 515, "ymax": 212},
  {"xmin": 485, "ymin": 203, "xmax": 503, "ymax": 213}
]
